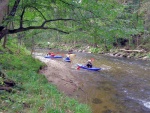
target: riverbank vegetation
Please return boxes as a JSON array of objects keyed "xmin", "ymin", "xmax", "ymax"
[{"xmin": 0, "ymin": 38, "xmax": 91, "ymax": 113}]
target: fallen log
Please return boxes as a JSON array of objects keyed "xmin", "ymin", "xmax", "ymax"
[
  {"xmin": 119, "ymin": 49, "xmax": 145, "ymax": 53},
  {"xmin": 0, "ymin": 86, "xmax": 12, "ymax": 92},
  {"xmin": 4, "ymin": 79, "xmax": 16, "ymax": 87}
]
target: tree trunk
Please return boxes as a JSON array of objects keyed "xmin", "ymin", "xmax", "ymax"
[
  {"xmin": 31, "ymin": 36, "xmax": 35, "ymax": 55},
  {"xmin": 2, "ymin": 35, "xmax": 7, "ymax": 48},
  {"xmin": 0, "ymin": 0, "xmax": 21, "ymax": 40},
  {"xmin": 0, "ymin": 0, "xmax": 9, "ymax": 23},
  {"xmin": 1, "ymin": 1, "xmax": 9, "ymax": 47}
]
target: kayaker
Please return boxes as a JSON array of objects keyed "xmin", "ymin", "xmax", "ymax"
[
  {"xmin": 66, "ymin": 54, "xmax": 70, "ymax": 60},
  {"xmin": 50, "ymin": 52, "xmax": 55, "ymax": 57},
  {"xmin": 48, "ymin": 52, "xmax": 51, "ymax": 55},
  {"xmin": 48, "ymin": 52, "xmax": 55, "ymax": 57},
  {"xmin": 66, "ymin": 52, "xmax": 76, "ymax": 63},
  {"xmin": 86, "ymin": 60, "xmax": 92, "ymax": 68}
]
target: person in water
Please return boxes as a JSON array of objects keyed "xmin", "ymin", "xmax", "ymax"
[{"xmin": 86, "ymin": 60, "xmax": 92, "ymax": 68}]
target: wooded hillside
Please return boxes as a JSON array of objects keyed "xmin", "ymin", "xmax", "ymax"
[{"xmin": 0, "ymin": 0, "xmax": 150, "ymax": 54}]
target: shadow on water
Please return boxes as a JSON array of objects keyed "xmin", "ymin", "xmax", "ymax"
[{"xmin": 35, "ymin": 49, "xmax": 150, "ymax": 113}]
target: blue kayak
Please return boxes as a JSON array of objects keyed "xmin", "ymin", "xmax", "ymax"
[
  {"xmin": 64, "ymin": 58, "xmax": 71, "ymax": 62},
  {"xmin": 44, "ymin": 55, "xmax": 62, "ymax": 58},
  {"xmin": 77, "ymin": 64, "xmax": 101, "ymax": 71}
]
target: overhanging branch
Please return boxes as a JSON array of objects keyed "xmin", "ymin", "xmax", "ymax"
[
  {"xmin": 8, "ymin": 26, "xmax": 69, "ymax": 34},
  {"xmin": 41, "ymin": 18, "xmax": 75, "ymax": 27},
  {"xmin": 0, "ymin": 25, "xmax": 70, "ymax": 40}
]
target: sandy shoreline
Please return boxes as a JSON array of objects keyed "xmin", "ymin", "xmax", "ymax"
[{"xmin": 34, "ymin": 55, "xmax": 80, "ymax": 96}]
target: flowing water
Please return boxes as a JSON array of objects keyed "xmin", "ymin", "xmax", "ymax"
[{"xmin": 35, "ymin": 49, "xmax": 150, "ymax": 113}]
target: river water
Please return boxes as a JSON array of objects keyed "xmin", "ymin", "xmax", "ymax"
[{"xmin": 34, "ymin": 49, "xmax": 150, "ymax": 113}]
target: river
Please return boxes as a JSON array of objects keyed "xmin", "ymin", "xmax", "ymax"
[{"xmin": 34, "ymin": 49, "xmax": 150, "ymax": 113}]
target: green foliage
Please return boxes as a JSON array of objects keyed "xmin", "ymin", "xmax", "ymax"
[
  {"xmin": 148, "ymin": 53, "xmax": 150, "ymax": 58},
  {"xmin": 30, "ymin": 0, "xmax": 145, "ymax": 51},
  {"xmin": 89, "ymin": 47, "xmax": 100, "ymax": 53},
  {"xmin": 3, "ymin": 0, "xmax": 149, "ymax": 53},
  {"xmin": 0, "ymin": 77, "xmax": 4, "ymax": 85}
]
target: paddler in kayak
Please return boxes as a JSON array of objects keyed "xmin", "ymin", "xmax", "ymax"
[
  {"xmin": 47, "ymin": 52, "xmax": 55, "ymax": 57},
  {"xmin": 66, "ymin": 50, "xmax": 76, "ymax": 62},
  {"xmin": 66, "ymin": 54, "xmax": 70, "ymax": 60},
  {"xmin": 86, "ymin": 60, "xmax": 93, "ymax": 68}
]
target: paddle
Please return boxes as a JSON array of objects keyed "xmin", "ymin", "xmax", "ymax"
[
  {"xmin": 61, "ymin": 53, "xmax": 65, "ymax": 57},
  {"xmin": 91, "ymin": 58, "xmax": 95, "ymax": 62},
  {"xmin": 51, "ymin": 52, "xmax": 64, "ymax": 57},
  {"xmin": 77, "ymin": 66, "xmax": 80, "ymax": 70}
]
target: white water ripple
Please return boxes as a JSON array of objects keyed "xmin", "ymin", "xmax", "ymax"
[
  {"xmin": 128, "ymin": 96, "xmax": 150, "ymax": 109},
  {"xmin": 142, "ymin": 101, "xmax": 150, "ymax": 109}
]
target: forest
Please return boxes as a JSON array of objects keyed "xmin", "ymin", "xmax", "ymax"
[
  {"xmin": 0, "ymin": 0, "xmax": 150, "ymax": 112},
  {"xmin": 0, "ymin": 0, "xmax": 150, "ymax": 53}
]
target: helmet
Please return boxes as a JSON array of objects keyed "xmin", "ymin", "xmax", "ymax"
[{"xmin": 88, "ymin": 60, "xmax": 91, "ymax": 62}]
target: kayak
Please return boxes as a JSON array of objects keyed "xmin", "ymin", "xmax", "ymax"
[
  {"xmin": 44, "ymin": 55, "xmax": 62, "ymax": 58},
  {"xmin": 64, "ymin": 58, "xmax": 71, "ymax": 62},
  {"xmin": 77, "ymin": 64, "xmax": 101, "ymax": 71}
]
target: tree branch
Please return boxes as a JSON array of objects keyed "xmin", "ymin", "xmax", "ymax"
[
  {"xmin": 3, "ymin": 0, "xmax": 21, "ymax": 26},
  {"xmin": 27, "ymin": 5, "xmax": 47, "ymax": 20},
  {"xmin": 9, "ymin": 0, "xmax": 21, "ymax": 17},
  {"xmin": 8, "ymin": 26, "xmax": 69, "ymax": 34},
  {"xmin": 0, "ymin": 26, "xmax": 70, "ymax": 40},
  {"xmin": 41, "ymin": 18, "xmax": 75, "ymax": 27},
  {"xmin": 20, "ymin": 7, "xmax": 26, "ymax": 28},
  {"xmin": 0, "ymin": 17, "xmax": 75, "ymax": 40}
]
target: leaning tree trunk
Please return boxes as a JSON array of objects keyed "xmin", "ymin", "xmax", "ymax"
[
  {"xmin": 2, "ymin": 5, "xmax": 9, "ymax": 48},
  {"xmin": 0, "ymin": 0, "xmax": 9, "ymax": 23},
  {"xmin": 0, "ymin": 0, "xmax": 9, "ymax": 44},
  {"xmin": 0, "ymin": 0, "xmax": 21, "ymax": 41}
]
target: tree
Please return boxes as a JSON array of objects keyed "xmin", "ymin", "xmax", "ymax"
[
  {"xmin": 1, "ymin": 0, "xmax": 148, "ymax": 51},
  {"xmin": 0, "ymin": 0, "xmax": 101, "ymax": 41}
]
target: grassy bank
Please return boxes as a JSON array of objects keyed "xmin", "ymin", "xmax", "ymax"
[{"xmin": 0, "ymin": 39, "xmax": 91, "ymax": 113}]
